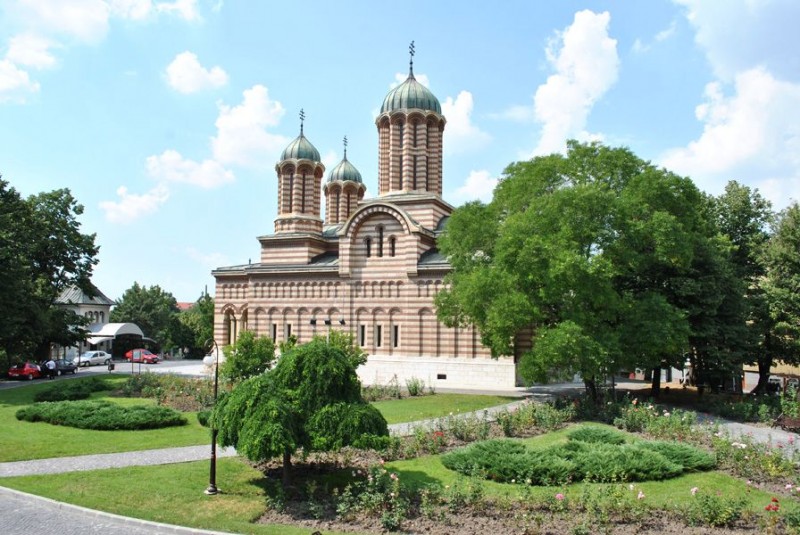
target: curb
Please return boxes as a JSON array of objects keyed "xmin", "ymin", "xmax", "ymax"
[{"xmin": 0, "ymin": 485, "xmax": 233, "ymax": 534}]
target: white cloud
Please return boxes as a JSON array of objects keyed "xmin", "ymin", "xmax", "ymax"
[
  {"xmin": 100, "ymin": 183, "xmax": 170, "ymax": 223},
  {"xmin": 165, "ymin": 51, "xmax": 228, "ymax": 93},
  {"xmin": 632, "ymin": 20, "xmax": 676, "ymax": 54},
  {"xmin": 155, "ymin": 0, "xmax": 201, "ymax": 21},
  {"xmin": 489, "ymin": 105, "xmax": 536, "ymax": 123},
  {"xmin": 109, "ymin": 0, "xmax": 153, "ymax": 20},
  {"xmin": 321, "ymin": 149, "xmax": 338, "ymax": 170},
  {"xmin": 391, "ymin": 71, "xmax": 430, "ymax": 88},
  {"xmin": 660, "ymin": 67, "xmax": 800, "ymax": 207},
  {"xmin": 674, "ymin": 0, "xmax": 800, "ymax": 82},
  {"xmin": 6, "ymin": 33, "xmax": 58, "ymax": 69},
  {"xmin": 441, "ymin": 90, "xmax": 491, "ymax": 155},
  {"xmin": 15, "ymin": 0, "xmax": 111, "ymax": 43},
  {"xmin": 0, "ymin": 59, "xmax": 40, "ymax": 102},
  {"xmin": 532, "ymin": 10, "xmax": 619, "ymax": 156},
  {"xmin": 452, "ymin": 170, "xmax": 497, "ymax": 203},
  {"xmin": 146, "ymin": 149, "xmax": 234, "ymax": 188},
  {"xmin": 184, "ymin": 246, "xmax": 229, "ymax": 269},
  {"xmin": 211, "ymin": 84, "xmax": 289, "ymax": 168}
]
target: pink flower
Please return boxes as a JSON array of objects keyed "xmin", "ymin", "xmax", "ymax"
[
  {"xmin": 786, "ymin": 484, "xmax": 793, "ymax": 490},
  {"xmin": 690, "ymin": 487, "xmax": 699, "ymax": 496},
  {"xmin": 390, "ymin": 473, "xmax": 398, "ymax": 480},
  {"xmin": 555, "ymin": 493, "xmax": 565, "ymax": 501},
  {"xmin": 637, "ymin": 491, "xmax": 645, "ymax": 500}
]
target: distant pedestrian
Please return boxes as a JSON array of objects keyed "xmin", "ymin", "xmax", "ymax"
[{"xmin": 45, "ymin": 358, "xmax": 56, "ymax": 380}]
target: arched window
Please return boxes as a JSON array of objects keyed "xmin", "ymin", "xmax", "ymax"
[
  {"xmin": 365, "ymin": 237, "xmax": 372, "ymax": 258},
  {"xmin": 390, "ymin": 236, "xmax": 397, "ymax": 257},
  {"xmin": 377, "ymin": 225, "xmax": 384, "ymax": 257}
]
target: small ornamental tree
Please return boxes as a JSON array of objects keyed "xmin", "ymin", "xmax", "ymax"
[
  {"xmin": 219, "ymin": 330, "xmax": 276, "ymax": 383},
  {"xmin": 211, "ymin": 336, "xmax": 388, "ymax": 485}
]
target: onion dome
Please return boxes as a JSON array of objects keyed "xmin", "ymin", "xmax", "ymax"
[
  {"xmin": 327, "ymin": 137, "xmax": 362, "ymax": 183},
  {"xmin": 380, "ymin": 42, "xmax": 441, "ymax": 114},
  {"xmin": 280, "ymin": 109, "xmax": 320, "ymax": 161}
]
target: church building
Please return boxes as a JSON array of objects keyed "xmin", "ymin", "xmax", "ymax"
[{"xmin": 212, "ymin": 53, "xmax": 518, "ymax": 390}]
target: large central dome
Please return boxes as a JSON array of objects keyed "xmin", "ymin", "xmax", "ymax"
[{"xmin": 380, "ymin": 73, "xmax": 441, "ymax": 115}]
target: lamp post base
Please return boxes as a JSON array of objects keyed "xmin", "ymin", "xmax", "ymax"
[{"xmin": 204, "ymin": 484, "xmax": 219, "ymax": 495}]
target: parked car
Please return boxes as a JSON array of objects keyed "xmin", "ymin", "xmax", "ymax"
[
  {"xmin": 54, "ymin": 359, "xmax": 78, "ymax": 375},
  {"xmin": 73, "ymin": 350, "xmax": 111, "ymax": 367},
  {"xmin": 8, "ymin": 362, "xmax": 43, "ymax": 380},
  {"xmin": 124, "ymin": 349, "xmax": 160, "ymax": 364}
]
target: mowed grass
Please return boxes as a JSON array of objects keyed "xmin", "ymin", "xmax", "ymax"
[
  {"xmin": 2, "ymin": 424, "xmax": 786, "ymax": 534},
  {"xmin": 0, "ymin": 377, "xmax": 515, "ymax": 461},
  {"xmin": 372, "ymin": 393, "xmax": 517, "ymax": 424},
  {"xmin": 0, "ymin": 457, "xmax": 355, "ymax": 535},
  {"xmin": 0, "ymin": 376, "xmax": 210, "ymax": 462}
]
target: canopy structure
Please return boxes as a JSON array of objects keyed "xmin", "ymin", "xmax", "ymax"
[{"xmin": 86, "ymin": 322, "xmax": 145, "ymax": 345}]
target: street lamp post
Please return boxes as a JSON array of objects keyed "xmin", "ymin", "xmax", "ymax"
[{"xmin": 205, "ymin": 338, "xmax": 220, "ymax": 496}]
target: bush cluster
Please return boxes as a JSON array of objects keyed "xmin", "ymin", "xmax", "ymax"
[
  {"xmin": 16, "ymin": 400, "xmax": 187, "ymax": 430},
  {"xmin": 34, "ymin": 377, "xmax": 107, "ymax": 402},
  {"xmin": 441, "ymin": 428, "xmax": 716, "ymax": 485},
  {"xmin": 118, "ymin": 372, "xmax": 214, "ymax": 411},
  {"xmin": 496, "ymin": 399, "xmax": 575, "ymax": 436},
  {"xmin": 613, "ymin": 399, "xmax": 699, "ymax": 441}
]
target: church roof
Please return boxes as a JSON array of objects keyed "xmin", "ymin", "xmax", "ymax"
[
  {"xmin": 57, "ymin": 285, "xmax": 115, "ymax": 306},
  {"xmin": 281, "ymin": 132, "xmax": 321, "ymax": 162},
  {"xmin": 380, "ymin": 72, "xmax": 441, "ymax": 115},
  {"xmin": 327, "ymin": 156, "xmax": 363, "ymax": 184}
]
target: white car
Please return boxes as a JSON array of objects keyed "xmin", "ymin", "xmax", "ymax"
[{"xmin": 73, "ymin": 350, "xmax": 111, "ymax": 367}]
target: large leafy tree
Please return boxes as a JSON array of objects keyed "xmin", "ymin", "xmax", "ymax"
[
  {"xmin": 761, "ymin": 203, "xmax": 800, "ymax": 383},
  {"xmin": 211, "ymin": 337, "xmax": 388, "ymax": 485},
  {"xmin": 220, "ymin": 330, "xmax": 276, "ymax": 383},
  {"xmin": 178, "ymin": 291, "xmax": 215, "ymax": 358},
  {"xmin": 709, "ymin": 182, "xmax": 774, "ymax": 393},
  {"xmin": 436, "ymin": 141, "xmax": 730, "ymax": 398},
  {"xmin": 0, "ymin": 179, "xmax": 98, "ymax": 361},
  {"xmin": 110, "ymin": 283, "xmax": 182, "ymax": 352}
]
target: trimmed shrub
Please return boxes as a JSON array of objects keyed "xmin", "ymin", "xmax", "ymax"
[
  {"xmin": 34, "ymin": 377, "xmax": 107, "ymax": 402},
  {"xmin": 567, "ymin": 425, "xmax": 626, "ymax": 445},
  {"xmin": 639, "ymin": 441, "xmax": 717, "ymax": 471},
  {"xmin": 197, "ymin": 410, "xmax": 211, "ymax": 427},
  {"xmin": 16, "ymin": 400, "xmax": 187, "ymax": 430},
  {"xmin": 441, "ymin": 439, "xmax": 529, "ymax": 480}
]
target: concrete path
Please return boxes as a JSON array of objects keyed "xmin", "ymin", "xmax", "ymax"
[{"xmin": 0, "ymin": 485, "xmax": 231, "ymax": 535}]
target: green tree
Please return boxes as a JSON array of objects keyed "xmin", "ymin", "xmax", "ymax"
[
  {"xmin": 761, "ymin": 203, "xmax": 800, "ymax": 384},
  {"xmin": 0, "ymin": 179, "xmax": 98, "ymax": 361},
  {"xmin": 110, "ymin": 283, "xmax": 181, "ymax": 352},
  {"xmin": 436, "ymin": 141, "xmax": 721, "ymax": 398},
  {"xmin": 709, "ymin": 182, "xmax": 773, "ymax": 393},
  {"xmin": 220, "ymin": 330, "xmax": 276, "ymax": 383},
  {"xmin": 211, "ymin": 337, "xmax": 388, "ymax": 485},
  {"xmin": 178, "ymin": 291, "xmax": 215, "ymax": 358}
]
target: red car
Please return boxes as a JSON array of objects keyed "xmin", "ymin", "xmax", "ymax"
[
  {"xmin": 8, "ymin": 362, "xmax": 43, "ymax": 380},
  {"xmin": 124, "ymin": 349, "xmax": 160, "ymax": 364}
]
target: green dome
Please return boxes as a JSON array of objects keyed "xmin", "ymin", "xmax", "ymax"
[
  {"xmin": 380, "ymin": 73, "xmax": 441, "ymax": 114},
  {"xmin": 327, "ymin": 156, "xmax": 362, "ymax": 183},
  {"xmin": 281, "ymin": 133, "xmax": 320, "ymax": 162}
]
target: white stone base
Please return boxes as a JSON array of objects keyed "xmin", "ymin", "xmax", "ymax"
[{"xmin": 357, "ymin": 354, "xmax": 516, "ymax": 391}]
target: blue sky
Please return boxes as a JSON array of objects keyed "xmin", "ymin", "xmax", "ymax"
[{"xmin": 3, "ymin": 0, "xmax": 800, "ymax": 303}]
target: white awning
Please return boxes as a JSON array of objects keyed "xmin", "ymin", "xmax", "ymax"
[{"xmin": 86, "ymin": 322, "xmax": 144, "ymax": 345}]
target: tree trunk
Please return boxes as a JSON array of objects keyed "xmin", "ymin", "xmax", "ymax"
[
  {"xmin": 752, "ymin": 354, "xmax": 773, "ymax": 395},
  {"xmin": 584, "ymin": 377, "xmax": 598, "ymax": 405},
  {"xmin": 282, "ymin": 449, "xmax": 292, "ymax": 487},
  {"xmin": 650, "ymin": 367, "xmax": 661, "ymax": 398}
]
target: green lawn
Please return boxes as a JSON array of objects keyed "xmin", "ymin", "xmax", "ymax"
[
  {"xmin": 0, "ymin": 376, "xmax": 210, "ymax": 462},
  {"xmin": 0, "ymin": 378, "xmax": 516, "ymax": 461},
  {"xmin": 372, "ymin": 393, "xmax": 516, "ymax": 424},
  {"xmin": 0, "ymin": 457, "xmax": 355, "ymax": 535}
]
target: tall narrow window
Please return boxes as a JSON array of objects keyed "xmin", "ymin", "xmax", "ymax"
[
  {"xmin": 301, "ymin": 171, "xmax": 307, "ymax": 213},
  {"xmin": 393, "ymin": 325, "xmax": 400, "ymax": 348},
  {"xmin": 390, "ymin": 237, "xmax": 396, "ymax": 257},
  {"xmin": 286, "ymin": 323, "xmax": 292, "ymax": 340},
  {"xmin": 359, "ymin": 325, "xmax": 366, "ymax": 346},
  {"xmin": 271, "ymin": 323, "xmax": 277, "ymax": 341},
  {"xmin": 376, "ymin": 325, "xmax": 383, "ymax": 347},
  {"xmin": 378, "ymin": 226, "xmax": 384, "ymax": 257},
  {"xmin": 287, "ymin": 174, "xmax": 294, "ymax": 212},
  {"xmin": 365, "ymin": 237, "xmax": 372, "ymax": 257}
]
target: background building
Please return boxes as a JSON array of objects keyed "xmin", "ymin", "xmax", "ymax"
[{"xmin": 212, "ymin": 58, "xmax": 517, "ymax": 390}]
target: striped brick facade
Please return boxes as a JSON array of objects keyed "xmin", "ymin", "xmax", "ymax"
[{"xmin": 212, "ymin": 67, "xmax": 518, "ymax": 391}]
